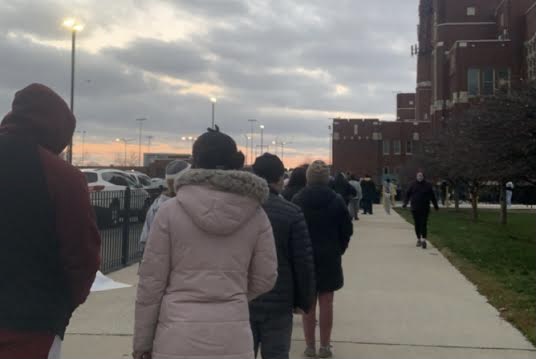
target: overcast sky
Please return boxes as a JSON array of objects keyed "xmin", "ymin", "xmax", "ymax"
[{"xmin": 0, "ymin": 0, "xmax": 418, "ymax": 166}]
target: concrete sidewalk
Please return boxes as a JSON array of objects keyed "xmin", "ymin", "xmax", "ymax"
[{"xmin": 62, "ymin": 205, "xmax": 535, "ymax": 359}]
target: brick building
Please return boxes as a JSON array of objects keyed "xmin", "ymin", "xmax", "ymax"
[
  {"xmin": 332, "ymin": 0, "xmax": 536, "ymax": 182},
  {"xmin": 331, "ymin": 119, "xmax": 431, "ymax": 182},
  {"xmin": 397, "ymin": 93, "xmax": 417, "ymax": 121},
  {"xmin": 416, "ymin": 0, "xmax": 536, "ymax": 132}
]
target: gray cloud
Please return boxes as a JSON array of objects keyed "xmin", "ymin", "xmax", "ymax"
[{"xmin": 0, "ymin": 0, "xmax": 419, "ymax": 165}]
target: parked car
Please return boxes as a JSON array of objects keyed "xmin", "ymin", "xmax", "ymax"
[
  {"xmin": 82, "ymin": 169, "xmax": 152, "ymax": 227},
  {"xmin": 150, "ymin": 178, "xmax": 167, "ymax": 190}
]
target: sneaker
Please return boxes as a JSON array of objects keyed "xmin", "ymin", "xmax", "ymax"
[
  {"xmin": 422, "ymin": 240, "xmax": 427, "ymax": 249},
  {"xmin": 304, "ymin": 346, "xmax": 317, "ymax": 358},
  {"xmin": 318, "ymin": 345, "xmax": 333, "ymax": 358},
  {"xmin": 416, "ymin": 239, "xmax": 422, "ymax": 247}
]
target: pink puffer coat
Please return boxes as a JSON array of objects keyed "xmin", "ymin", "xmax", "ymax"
[{"xmin": 133, "ymin": 169, "xmax": 277, "ymax": 359}]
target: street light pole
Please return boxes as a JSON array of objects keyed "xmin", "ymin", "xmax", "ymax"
[
  {"xmin": 248, "ymin": 119, "xmax": 256, "ymax": 162},
  {"xmin": 116, "ymin": 138, "xmax": 133, "ymax": 167},
  {"xmin": 136, "ymin": 118, "xmax": 147, "ymax": 167},
  {"xmin": 211, "ymin": 98, "xmax": 217, "ymax": 129},
  {"xmin": 260, "ymin": 125, "xmax": 265, "ymax": 154},
  {"xmin": 63, "ymin": 18, "xmax": 84, "ymax": 164}
]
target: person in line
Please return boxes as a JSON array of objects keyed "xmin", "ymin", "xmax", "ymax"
[
  {"xmin": 133, "ymin": 126, "xmax": 278, "ymax": 359},
  {"xmin": 360, "ymin": 175, "xmax": 377, "ymax": 215},
  {"xmin": 139, "ymin": 160, "xmax": 190, "ymax": 250},
  {"xmin": 293, "ymin": 160, "xmax": 353, "ymax": 359},
  {"xmin": 506, "ymin": 181, "xmax": 514, "ymax": 208},
  {"xmin": 383, "ymin": 178, "xmax": 393, "ymax": 215},
  {"xmin": 403, "ymin": 171, "xmax": 439, "ymax": 249},
  {"xmin": 332, "ymin": 172, "xmax": 357, "ymax": 207},
  {"xmin": 348, "ymin": 175, "xmax": 362, "ymax": 220},
  {"xmin": 250, "ymin": 153, "xmax": 316, "ymax": 359},
  {"xmin": 390, "ymin": 179, "xmax": 398, "ymax": 208},
  {"xmin": 0, "ymin": 84, "xmax": 101, "ymax": 359},
  {"xmin": 282, "ymin": 165, "xmax": 308, "ymax": 201}
]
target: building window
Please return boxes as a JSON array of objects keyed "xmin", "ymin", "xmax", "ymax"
[
  {"xmin": 383, "ymin": 140, "xmax": 390, "ymax": 155},
  {"xmin": 500, "ymin": 13, "xmax": 505, "ymax": 27},
  {"xmin": 333, "ymin": 132, "xmax": 340, "ymax": 141},
  {"xmin": 468, "ymin": 68, "xmax": 511, "ymax": 96},
  {"xmin": 496, "ymin": 68, "xmax": 511, "ymax": 92},
  {"xmin": 372, "ymin": 132, "xmax": 382, "ymax": 140},
  {"xmin": 393, "ymin": 140, "xmax": 401, "ymax": 155},
  {"xmin": 467, "ymin": 6, "xmax": 476, "ymax": 16},
  {"xmin": 482, "ymin": 68, "xmax": 494, "ymax": 96},
  {"xmin": 413, "ymin": 132, "xmax": 420, "ymax": 141},
  {"xmin": 406, "ymin": 140, "xmax": 413, "ymax": 155},
  {"xmin": 383, "ymin": 167, "xmax": 390, "ymax": 175},
  {"xmin": 354, "ymin": 124, "xmax": 358, "ymax": 135},
  {"xmin": 409, "ymin": 100, "xmax": 414, "ymax": 105},
  {"xmin": 468, "ymin": 68, "xmax": 480, "ymax": 96}
]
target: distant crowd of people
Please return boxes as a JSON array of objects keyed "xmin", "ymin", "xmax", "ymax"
[{"xmin": 1, "ymin": 84, "xmax": 441, "ymax": 359}]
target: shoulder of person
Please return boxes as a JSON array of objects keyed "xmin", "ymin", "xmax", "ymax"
[{"xmin": 38, "ymin": 147, "xmax": 86, "ymax": 190}]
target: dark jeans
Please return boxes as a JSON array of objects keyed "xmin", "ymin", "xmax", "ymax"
[
  {"xmin": 250, "ymin": 312, "xmax": 293, "ymax": 359},
  {"xmin": 362, "ymin": 199, "xmax": 373, "ymax": 214},
  {"xmin": 412, "ymin": 209, "xmax": 430, "ymax": 239}
]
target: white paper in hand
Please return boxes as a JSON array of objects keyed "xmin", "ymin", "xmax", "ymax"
[{"xmin": 90, "ymin": 271, "xmax": 131, "ymax": 292}]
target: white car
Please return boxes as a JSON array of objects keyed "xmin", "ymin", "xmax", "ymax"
[
  {"xmin": 124, "ymin": 170, "xmax": 155, "ymax": 189},
  {"xmin": 82, "ymin": 169, "xmax": 152, "ymax": 227},
  {"xmin": 150, "ymin": 178, "xmax": 167, "ymax": 190}
]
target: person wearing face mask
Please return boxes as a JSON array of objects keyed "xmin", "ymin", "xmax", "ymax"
[{"xmin": 403, "ymin": 171, "xmax": 439, "ymax": 249}]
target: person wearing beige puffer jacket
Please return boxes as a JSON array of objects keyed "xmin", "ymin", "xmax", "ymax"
[{"xmin": 133, "ymin": 127, "xmax": 278, "ymax": 359}]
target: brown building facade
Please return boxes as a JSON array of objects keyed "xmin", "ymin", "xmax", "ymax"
[
  {"xmin": 332, "ymin": 119, "xmax": 431, "ymax": 182},
  {"xmin": 416, "ymin": 0, "xmax": 536, "ymax": 133},
  {"xmin": 397, "ymin": 93, "xmax": 417, "ymax": 121}
]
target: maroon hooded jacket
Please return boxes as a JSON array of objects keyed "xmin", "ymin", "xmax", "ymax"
[{"xmin": 0, "ymin": 84, "xmax": 101, "ymax": 358}]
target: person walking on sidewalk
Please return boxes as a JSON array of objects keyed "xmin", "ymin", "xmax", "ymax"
[
  {"xmin": 282, "ymin": 165, "xmax": 307, "ymax": 201},
  {"xmin": 382, "ymin": 178, "xmax": 393, "ymax": 215},
  {"xmin": 293, "ymin": 160, "xmax": 353, "ymax": 359},
  {"xmin": 139, "ymin": 160, "xmax": 190, "ymax": 250},
  {"xmin": 348, "ymin": 175, "xmax": 362, "ymax": 220},
  {"xmin": 0, "ymin": 84, "xmax": 101, "ymax": 359},
  {"xmin": 403, "ymin": 171, "xmax": 439, "ymax": 249},
  {"xmin": 133, "ymin": 126, "xmax": 278, "ymax": 359},
  {"xmin": 250, "ymin": 154, "xmax": 316, "ymax": 359},
  {"xmin": 506, "ymin": 181, "xmax": 514, "ymax": 208},
  {"xmin": 360, "ymin": 175, "xmax": 376, "ymax": 215},
  {"xmin": 390, "ymin": 179, "xmax": 398, "ymax": 208},
  {"xmin": 333, "ymin": 172, "xmax": 357, "ymax": 207}
]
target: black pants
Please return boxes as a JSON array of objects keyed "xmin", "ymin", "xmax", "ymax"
[
  {"xmin": 412, "ymin": 210, "xmax": 429, "ymax": 239},
  {"xmin": 251, "ymin": 312, "xmax": 293, "ymax": 359},
  {"xmin": 362, "ymin": 199, "xmax": 373, "ymax": 214}
]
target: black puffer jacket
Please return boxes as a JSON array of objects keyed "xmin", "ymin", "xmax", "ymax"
[
  {"xmin": 282, "ymin": 185, "xmax": 304, "ymax": 202},
  {"xmin": 249, "ymin": 191, "xmax": 316, "ymax": 318},
  {"xmin": 293, "ymin": 186, "xmax": 353, "ymax": 293},
  {"xmin": 404, "ymin": 180, "xmax": 439, "ymax": 212}
]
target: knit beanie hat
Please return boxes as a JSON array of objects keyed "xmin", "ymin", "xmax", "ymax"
[
  {"xmin": 192, "ymin": 125, "xmax": 245, "ymax": 170},
  {"xmin": 306, "ymin": 160, "xmax": 330, "ymax": 185},
  {"xmin": 165, "ymin": 160, "xmax": 190, "ymax": 180},
  {"xmin": 253, "ymin": 153, "xmax": 285, "ymax": 184}
]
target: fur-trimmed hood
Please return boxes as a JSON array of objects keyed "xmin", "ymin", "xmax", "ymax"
[{"xmin": 174, "ymin": 169, "xmax": 269, "ymax": 235}]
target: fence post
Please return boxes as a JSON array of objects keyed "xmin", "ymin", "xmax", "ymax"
[{"xmin": 121, "ymin": 187, "xmax": 131, "ymax": 266}]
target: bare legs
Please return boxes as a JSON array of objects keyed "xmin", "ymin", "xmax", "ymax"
[{"xmin": 303, "ymin": 292, "xmax": 335, "ymax": 348}]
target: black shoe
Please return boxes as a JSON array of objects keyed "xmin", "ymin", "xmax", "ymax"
[
  {"xmin": 422, "ymin": 240, "xmax": 427, "ymax": 249},
  {"xmin": 416, "ymin": 240, "xmax": 422, "ymax": 247}
]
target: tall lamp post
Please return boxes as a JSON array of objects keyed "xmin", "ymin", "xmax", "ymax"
[
  {"xmin": 115, "ymin": 138, "xmax": 133, "ymax": 166},
  {"xmin": 76, "ymin": 130, "xmax": 86, "ymax": 165},
  {"xmin": 210, "ymin": 97, "xmax": 217, "ymax": 129},
  {"xmin": 259, "ymin": 125, "xmax": 265, "ymax": 155},
  {"xmin": 243, "ymin": 134, "xmax": 251, "ymax": 165},
  {"xmin": 136, "ymin": 118, "xmax": 147, "ymax": 167},
  {"xmin": 62, "ymin": 18, "xmax": 84, "ymax": 164},
  {"xmin": 248, "ymin": 119, "xmax": 257, "ymax": 162}
]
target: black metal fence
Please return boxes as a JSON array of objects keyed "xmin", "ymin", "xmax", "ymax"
[{"xmin": 91, "ymin": 188, "xmax": 158, "ymax": 274}]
